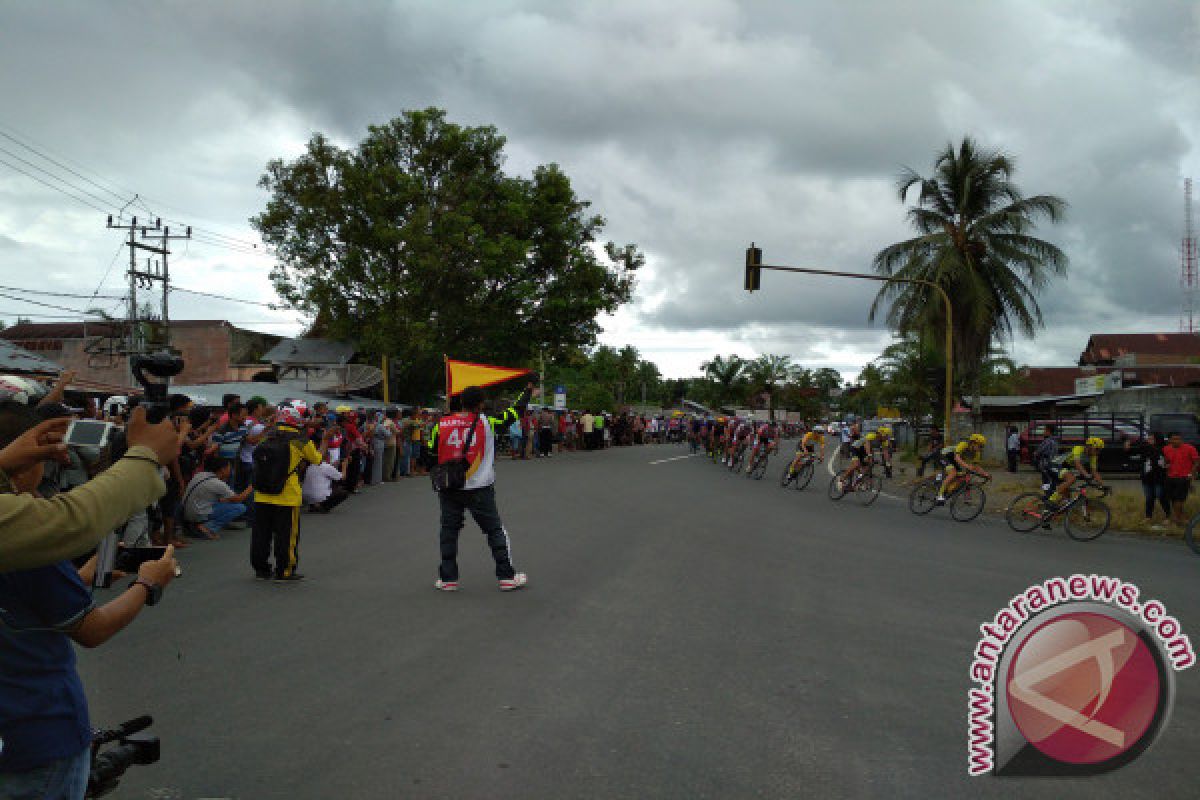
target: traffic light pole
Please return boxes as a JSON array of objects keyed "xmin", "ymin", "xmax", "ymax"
[{"xmin": 744, "ymin": 246, "xmax": 955, "ymax": 437}]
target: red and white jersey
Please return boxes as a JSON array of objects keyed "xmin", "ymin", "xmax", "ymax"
[{"xmin": 436, "ymin": 413, "xmax": 496, "ymax": 489}]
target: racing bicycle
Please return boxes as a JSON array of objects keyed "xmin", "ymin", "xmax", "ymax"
[
  {"xmin": 909, "ymin": 473, "xmax": 990, "ymax": 522},
  {"xmin": 780, "ymin": 453, "xmax": 818, "ymax": 491},
  {"xmin": 1005, "ymin": 481, "xmax": 1112, "ymax": 541},
  {"xmin": 746, "ymin": 445, "xmax": 772, "ymax": 480},
  {"xmin": 828, "ymin": 464, "xmax": 881, "ymax": 505}
]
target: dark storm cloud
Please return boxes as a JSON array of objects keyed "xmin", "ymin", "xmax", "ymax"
[{"xmin": 0, "ymin": 0, "xmax": 1195, "ymax": 376}]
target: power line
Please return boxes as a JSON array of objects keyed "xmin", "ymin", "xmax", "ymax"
[
  {"xmin": 0, "ymin": 144, "xmax": 126, "ymax": 212},
  {"xmin": 0, "ymin": 311, "xmax": 98, "ymax": 320},
  {"xmin": 0, "ymin": 122, "xmax": 265, "ymax": 253},
  {"xmin": 0, "ymin": 291, "xmax": 107, "ymax": 315},
  {"xmin": 0, "ymin": 284, "xmax": 123, "ymax": 300},
  {"xmin": 170, "ymin": 285, "xmax": 279, "ymax": 308},
  {"xmin": 92, "ymin": 239, "xmax": 128, "ymax": 302},
  {"xmin": 0, "ymin": 129, "xmax": 129, "ymax": 206},
  {"xmin": 0, "ymin": 154, "xmax": 111, "ymax": 214}
]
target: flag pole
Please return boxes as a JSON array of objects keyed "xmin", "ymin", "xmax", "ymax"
[{"xmin": 444, "ymin": 354, "xmax": 450, "ymax": 411}]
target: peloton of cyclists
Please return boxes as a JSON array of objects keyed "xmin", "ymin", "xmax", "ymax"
[{"xmin": 935, "ymin": 433, "xmax": 991, "ymax": 505}]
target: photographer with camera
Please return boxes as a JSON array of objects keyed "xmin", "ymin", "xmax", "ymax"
[
  {"xmin": 0, "ymin": 406, "xmax": 181, "ymax": 800},
  {"xmin": 0, "ymin": 405, "xmax": 186, "ymax": 573}
]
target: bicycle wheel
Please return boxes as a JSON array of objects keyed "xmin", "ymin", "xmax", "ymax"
[
  {"xmin": 908, "ymin": 480, "xmax": 938, "ymax": 515},
  {"xmin": 1065, "ymin": 499, "xmax": 1111, "ymax": 541},
  {"xmin": 1006, "ymin": 492, "xmax": 1048, "ymax": 533},
  {"xmin": 749, "ymin": 454, "xmax": 768, "ymax": 480},
  {"xmin": 828, "ymin": 474, "xmax": 846, "ymax": 501},
  {"xmin": 855, "ymin": 474, "xmax": 882, "ymax": 506},
  {"xmin": 779, "ymin": 463, "xmax": 795, "ymax": 487},
  {"xmin": 951, "ymin": 486, "xmax": 986, "ymax": 522},
  {"xmin": 1184, "ymin": 514, "xmax": 1200, "ymax": 555},
  {"xmin": 794, "ymin": 462, "xmax": 815, "ymax": 490}
]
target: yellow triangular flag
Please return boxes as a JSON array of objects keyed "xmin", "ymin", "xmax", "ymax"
[{"xmin": 446, "ymin": 358, "xmax": 531, "ymax": 395}]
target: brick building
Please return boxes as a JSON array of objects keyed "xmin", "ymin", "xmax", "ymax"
[{"xmin": 0, "ymin": 320, "xmax": 281, "ymax": 389}]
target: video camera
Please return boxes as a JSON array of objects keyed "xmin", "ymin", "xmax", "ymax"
[
  {"xmin": 87, "ymin": 715, "xmax": 160, "ymax": 798},
  {"xmin": 130, "ymin": 352, "xmax": 184, "ymax": 424}
]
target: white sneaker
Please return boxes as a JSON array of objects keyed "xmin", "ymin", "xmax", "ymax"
[
  {"xmin": 434, "ymin": 579, "xmax": 459, "ymax": 592},
  {"xmin": 499, "ymin": 573, "xmax": 528, "ymax": 592}
]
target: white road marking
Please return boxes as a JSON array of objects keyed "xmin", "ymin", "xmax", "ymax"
[{"xmin": 649, "ymin": 454, "xmax": 699, "ymax": 465}]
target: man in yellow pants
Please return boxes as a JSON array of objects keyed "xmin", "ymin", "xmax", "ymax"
[{"xmin": 251, "ymin": 403, "xmax": 326, "ymax": 582}]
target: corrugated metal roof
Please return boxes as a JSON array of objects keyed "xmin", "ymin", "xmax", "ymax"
[
  {"xmin": 1080, "ymin": 333, "xmax": 1200, "ymax": 365},
  {"xmin": 0, "ymin": 338, "xmax": 64, "ymax": 373},
  {"xmin": 169, "ymin": 381, "xmax": 375, "ymax": 408},
  {"xmin": 262, "ymin": 338, "xmax": 355, "ymax": 366}
]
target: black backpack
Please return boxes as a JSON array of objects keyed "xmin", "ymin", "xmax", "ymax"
[{"xmin": 253, "ymin": 431, "xmax": 304, "ymax": 494}]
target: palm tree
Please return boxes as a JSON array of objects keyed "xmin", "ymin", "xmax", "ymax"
[
  {"xmin": 870, "ymin": 137, "xmax": 1067, "ymax": 384},
  {"xmin": 745, "ymin": 354, "xmax": 796, "ymax": 420},
  {"xmin": 700, "ymin": 354, "xmax": 746, "ymax": 408}
]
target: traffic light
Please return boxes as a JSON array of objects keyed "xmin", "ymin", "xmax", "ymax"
[{"xmin": 744, "ymin": 244, "xmax": 762, "ymax": 292}]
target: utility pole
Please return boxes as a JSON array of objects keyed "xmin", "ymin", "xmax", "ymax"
[
  {"xmin": 140, "ymin": 224, "xmax": 191, "ymax": 348},
  {"xmin": 539, "ymin": 347, "xmax": 546, "ymax": 406},
  {"xmin": 107, "ymin": 214, "xmax": 162, "ymax": 383}
]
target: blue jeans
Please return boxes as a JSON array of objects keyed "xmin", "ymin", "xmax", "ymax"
[
  {"xmin": 0, "ymin": 746, "xmax": 89, "ymax": 800},
  {"xmin": 205, "ymin": 502, "xmax": 247, "ymax": 534}
]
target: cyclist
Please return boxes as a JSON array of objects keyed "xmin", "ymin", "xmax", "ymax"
[
  {"xmin": 747, "ymin": 420, "xmax": 778, "ymax": 469},
  {"xmin": 836, "ymin": 429, "xmax": 877, "ymax": 491},
  {"xmin": 936, "ymin": 433, "xmax": 990, "ymax": 505},
  {"xmin": 785, "ymin": 424, "xmax": 826, "ymax": 479},
  {"xmin": 728, "ymin": 419, "xmax": 753, "ymax": 467},
  {"xmin": 876, "ymin": 426, "xmax": 894, "ymax": 478},
  {"xmin": 1048, "ymin": 436, "xmax": 1105, "ymax": 509},
  {"xmin": 709, "ymin": 416, "xmax": 725, "ymax": 457}
]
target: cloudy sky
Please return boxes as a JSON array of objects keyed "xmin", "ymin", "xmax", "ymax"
[{"xmin": 1, "ymin": 0, "xmax": 1197, "ymax": 380}]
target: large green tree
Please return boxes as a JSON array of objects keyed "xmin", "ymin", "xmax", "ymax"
[
  {"xmin": 870, "ymin": 137, "xmax": 1067, "ymax": 384},
  {"xmin": 253, "ymin": 109, "xmax": 642, "ymax": 400}
]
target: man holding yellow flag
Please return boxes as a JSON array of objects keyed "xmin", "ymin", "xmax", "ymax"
[{"xmin": 430, "ymin": 358, "xmax": 533, "ymax": 592}]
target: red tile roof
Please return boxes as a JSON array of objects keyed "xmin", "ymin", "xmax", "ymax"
[{"xmin": 1080, "ymin": 333, "xmax": 1200, "ymax": 365}]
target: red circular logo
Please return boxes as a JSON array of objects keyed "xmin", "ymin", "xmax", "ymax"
[{"xmin": 1006, "ymin": 612, "xmax": 1161, "ymax": 765}]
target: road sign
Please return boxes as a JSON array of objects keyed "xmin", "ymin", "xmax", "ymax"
[{"xmin": 554, "ymin": 385, "xmax": 567, "ymax": 410}]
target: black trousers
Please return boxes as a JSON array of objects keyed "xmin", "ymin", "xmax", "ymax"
[
  {"xmin": 539, "ymin": 427, "xmax": 553, "ymax": 455},
  {"xmin": 251, "ymin": 502, "xmax": 301, "ymax": 578},
  {"xmin": 438, "ymin": 485, "xmax": 515, "ymax": 582},
  {"xmin": 1007, "ymin": 449, "xmax": 1019, "ymax": 472},
  {"xmin": 316, "ymin": 486, "xmax": 350, "ymax": 512}
]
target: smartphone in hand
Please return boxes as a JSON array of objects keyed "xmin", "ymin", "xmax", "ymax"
[{"xmin": 64, "ymin": 419, "xmax": 113, "ymax": 448}]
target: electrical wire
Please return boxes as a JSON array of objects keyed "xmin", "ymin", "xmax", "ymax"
[
  {"xmin": 0, "ymin": 291, "xmax": 109, "ymax": 315},
  {"xmin": 0, "ymin": 154, "xmax": 111, "ymax": 214},
  {"xmin": 170, "ymin": 286, "xmax": 278, "ymax": 308},
  {"xmin": 0, "ymin": 122, "xmax": 266, "ymax": 254},
  {"xmin": 0, "ymin": 144, "xmax": 124, "ymax": 213},
  {"xmin": 0, "ymin": 128, "xmax": 129, "ymax": 206},
  {"xmin": 0, "ymin": 285, "xmax": 123, "ymax": 300}
]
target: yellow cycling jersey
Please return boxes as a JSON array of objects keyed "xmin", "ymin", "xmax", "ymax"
[
  {"xmin": 940, "ymin": 441, "xmax": 975, "ymax": 461},
  {"xmin": 802, "ymin": 431, "xmax": 825, "ymax": 446},
  {"xmin": 1056, "ymin": 445, "xmax": 1098, "ymax": 472}
]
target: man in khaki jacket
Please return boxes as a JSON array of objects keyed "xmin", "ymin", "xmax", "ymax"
[{"xmin": 0, "ymin": 408, "xmax": 185, "ymax": 572}]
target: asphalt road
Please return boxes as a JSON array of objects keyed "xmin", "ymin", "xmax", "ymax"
[{"xmin": 80, "ymin": 443, "xmax": 1199, "ymax": 799}]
